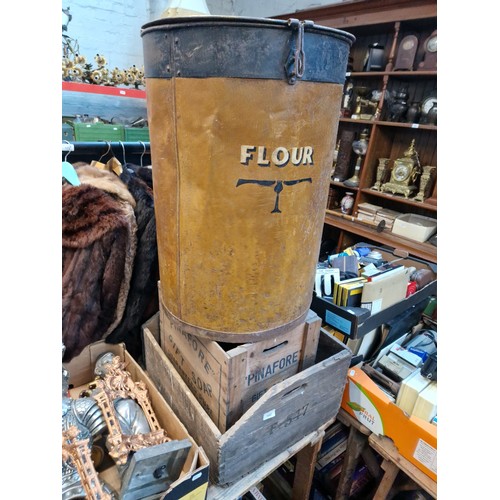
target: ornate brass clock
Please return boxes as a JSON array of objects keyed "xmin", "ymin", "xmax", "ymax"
[{"xmin": 381, "ymin": 139, "xmax": 421, "ymax": 198}]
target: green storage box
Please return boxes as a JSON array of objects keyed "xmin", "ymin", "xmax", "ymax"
[
  {"xmin": 124, "ymin": 127, "xmax": 150, "ymax": 141},
  {"xmin": 73, "ymin": 122, "xmax": 125, "ymax": 142},
  {"xmin": 62, "ymin": 123, "xmax": 75, "ymax": 141}
]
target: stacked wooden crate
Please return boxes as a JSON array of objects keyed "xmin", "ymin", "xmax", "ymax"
[{"xmin": 143, "ymin": 286, "xmax": 352, "ymax": 485}]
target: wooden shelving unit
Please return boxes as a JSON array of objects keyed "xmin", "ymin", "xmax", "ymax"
[
  {"xmin": 275, "ymin": 0, "xmax": 438, "ymax": 264},
  {"xmin": 325, "ymin": 210, "xmax": 436, "ymax": 263},
  {"xmin": 62, "ymin": 81, "xmax": 146, "ymax": 99}
]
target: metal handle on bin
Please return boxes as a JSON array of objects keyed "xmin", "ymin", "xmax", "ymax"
[{"xmin": 286, "ymin": 19, "xmax": 314, "ymax": 85}]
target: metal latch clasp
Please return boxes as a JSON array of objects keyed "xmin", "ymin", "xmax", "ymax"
[{"xmin": 286, "ymin": 18, "xmax": 314, "ymax": 85}]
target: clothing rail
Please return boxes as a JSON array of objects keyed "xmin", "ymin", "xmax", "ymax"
[{"xmin": 62, "ymin": 140, "xmax": 152, "ymax": 166}]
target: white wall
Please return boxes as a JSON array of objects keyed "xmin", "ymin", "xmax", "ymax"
[
  {"xmin": 63, "ymin": 0, "xmax": 343, "ymax": 70},
  {"xmin": 206, "ymin": 0, "xmax": 342, "ymax": 17},
  {"xmin": 62, "ymin": 0, "xmax": 343, "ymax": 122},
  {"xmin": 63, "ymin": 0, "xmax": 151, "ymax": 72}
]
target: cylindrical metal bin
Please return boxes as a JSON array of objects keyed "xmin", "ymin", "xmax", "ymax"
[{"xmin": 141, "ymin": 16, "xmax": 354, "ymax": 342}]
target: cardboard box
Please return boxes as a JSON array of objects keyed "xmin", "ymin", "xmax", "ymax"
[
  {"xmin": 63, "ymin": 340, "xmax": 209, "ymax": 500},
  {"xmin": 311, "ymin": 245, "xmax": 437, "ymax": 340},
  {"xmin": 143, "ymin": 313, "xmax": 351, "ymax": 485},
  {"xmin": 391, "ymin": 214, "xmax": 437, "ymax": 243},
  {"xmin": 341, "ymin": 366, "xmax": 437, "ymax": 482},
  {"xmin": 158, "ymin": 289, "xmax": 321, "ymax": 432}
]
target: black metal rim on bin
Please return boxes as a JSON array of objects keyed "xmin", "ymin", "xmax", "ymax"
[{"xmin": 141, "ymin": 16, "xmax": 355, "ymax": 84}]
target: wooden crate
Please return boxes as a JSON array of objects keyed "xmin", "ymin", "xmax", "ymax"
[
  {"xmin": 158, "ymin": 290, "xmax": 321, "ymax": 433},
  {"xmin": 143, "ymin": 313, "xmax": 352, "ymax": 485}
]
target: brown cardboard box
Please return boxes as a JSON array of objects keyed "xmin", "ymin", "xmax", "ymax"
[
  {"xmin": 341, "ymin": 366, "xmax": 437, "ymax": 482},
  {"xmin": 63, "ymin": 341, "xmax": 209, "ymax": 499}
]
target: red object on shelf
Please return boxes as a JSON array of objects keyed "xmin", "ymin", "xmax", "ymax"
[
  {"xmin": 62, "ymin": 81, "xmax": 146, "ymax": 99},
  {"xmin": 406, "ymin": 280, "xmax": 417, "ymax": 297}
]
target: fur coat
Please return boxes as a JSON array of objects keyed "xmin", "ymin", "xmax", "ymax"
[
  {"xmin": 62, "ymin": 164, "xmax": 137, "ymax": 362},
  {"xmin": 105, "ymin": 164, "xmax": 159, "ymax": 360}
]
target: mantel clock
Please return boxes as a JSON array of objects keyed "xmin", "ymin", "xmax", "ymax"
[{"xmin": 381, "ymin": 139, "xmax": 421, "ymax": 198}]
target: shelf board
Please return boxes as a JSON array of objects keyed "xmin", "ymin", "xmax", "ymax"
[
  {"xmin": 348, "ymin": 70, "xmax": 436, "ymax": 77},
  {"xmin": 375, "ymin": 120, "xmax": 436, "ymax": 130},
  {"xmin": 62, "ymin": 81, "xmax": 146, "ymax": 99},
  {"xmin": 340, "ymin": 117, "xmax": 436, "ymax": 131},
  {"xmin": 273, "ymin": 0, "xmax": 437, "ymax": 30},
  {"xmin": 340, "ymin": 118, "xmax": 376, "ymax": 126},
  {"xmin": 360, "ymin": 189, "xmax": 437, "ymax": 212},
  {"xmin": 347, "ymin": 71, "xmax": 386, "ymax": 77},
  {"xmin": 330, "ymin": 180, "xmax": 359, "ymax": 191},
  {"xmin": 324, "ymin": 211, "xmax": 437, "ymax": 263}
]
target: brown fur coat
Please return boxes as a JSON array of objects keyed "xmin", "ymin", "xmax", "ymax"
[
  {"xmin": 62, "ymin": 164, "xmax": 137, "ymax": 362},
  {"xmin": 105, "ymin": 164, "xmax": 159, "ymax": 360}
]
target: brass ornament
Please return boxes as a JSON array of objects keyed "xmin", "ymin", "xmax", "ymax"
[
  {"xmin": 350, "ymin": 87, "xmax": 378, "ymax": 120},
  {"xmin": 331, "ymin": 140, "xmax": 341, "ymax": 178},
  {"xmin": 371, "ymin": 158, "xmax": 391, "ymax": 191},
  {"xmin": 381, "ymin": 139, "xmax": 421, "ymax": 198},
  {"xmin": 414, "ymin": 165, "xmax": 436, "ymax": 202},
  {"xmin": 61, "ymin": 34, "xmax": 145, "ymax": 89}
]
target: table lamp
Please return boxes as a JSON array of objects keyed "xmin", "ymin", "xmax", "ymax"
[{"xmin": 344, "ymin": 129, "xmax": 369, "ymax": 188}]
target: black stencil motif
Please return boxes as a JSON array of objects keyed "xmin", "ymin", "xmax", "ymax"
[{"xmin": 236, "ymin": 178, "xmax": 312, "ymax": 213}]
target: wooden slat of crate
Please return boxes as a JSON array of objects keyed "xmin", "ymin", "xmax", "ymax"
[
  {"xmin": 159, "ymin": 295, "xmax": 321, "ymax": 433},
  {"xmin": 143, "ymin": 313, "xmax": 352, "ymax": 485}
]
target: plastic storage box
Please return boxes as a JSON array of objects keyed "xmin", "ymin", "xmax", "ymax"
[
  {"xmin": 62, "ymin": 123, "xmax": 75, "ymax": 141},
  {"xmin": 124, "ymin": 127, "xmax": 150, "ymax": 141},
  {"xmin": 391, "ymin": 214, "xmax": 437, "ymax": 242},
  {"xmin": 73, "ymin": 122, "xmax": 125, "ymax": 142}
]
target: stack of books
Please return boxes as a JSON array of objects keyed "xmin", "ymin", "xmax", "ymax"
[
  {"xmin": 395, "ymin": 370, "xmax": 432, "ymax": 415},
  {"xmin": 411, "ymin": 380, "xmax": 437, "ymax": 422},
  {"xmin": 314, "ymin": 421, "xmax": 349, "ymax": 494},
  {"xmin": 374, "ymin": 208, "xmax": 401, "ymax": 231},
  {"xmin": 333, "ymin": 276, "xmax": 367, "ymax": 307},
  {"xmin": 356, "ymin": 202, "xmax": 382, "ymax": 223}
]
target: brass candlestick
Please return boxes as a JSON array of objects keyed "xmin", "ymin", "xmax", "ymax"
[
  {"xmin": 331, "ymin": 140, "xmax": 341, "ymax": 178},
  {"xmin": 414, "ymin": 165, "xmax": 436, "ymax": 202},
  {"xmin": 371, "ymin": 158, "xmax": 391, "ymax": 191}
]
